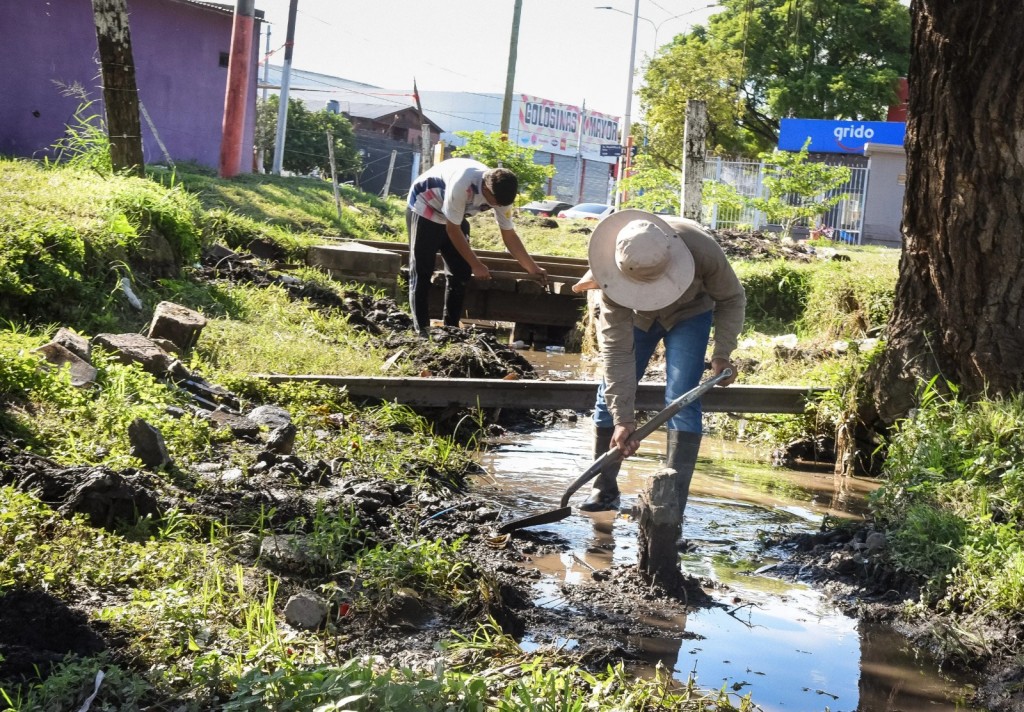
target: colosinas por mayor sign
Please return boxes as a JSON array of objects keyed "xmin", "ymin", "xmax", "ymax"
[{"xmin": 778, "ymin": 118, "xmax": 906, "ymax": 154}]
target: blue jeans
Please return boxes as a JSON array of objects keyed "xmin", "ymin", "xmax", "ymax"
[{"xmin": 593, "ymin": 309, "xmax": 713, "ymax": 434}]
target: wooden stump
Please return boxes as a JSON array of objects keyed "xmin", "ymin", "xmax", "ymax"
[{"xmin": 637, "ymin": 468, "xmax": 682, "ymax": 587}]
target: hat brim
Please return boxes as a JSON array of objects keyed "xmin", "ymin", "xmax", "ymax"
[{"xmin": 588, "ymin": 209, "xmax": 695, "ymax": 311}]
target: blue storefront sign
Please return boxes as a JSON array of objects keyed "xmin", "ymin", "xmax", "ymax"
[{"xmin": 778, "ymin": 119, "xmax": 906, "ymax": 154}]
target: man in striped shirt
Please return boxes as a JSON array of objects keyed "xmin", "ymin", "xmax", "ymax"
[{"xmin": 407, "ymin": 157, "xmax": 548, "ymax": 334}]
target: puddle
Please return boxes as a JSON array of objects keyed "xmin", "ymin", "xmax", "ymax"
[{"xmin": 478, "ymin": 417, "xmax": 981, "ymax": 711}]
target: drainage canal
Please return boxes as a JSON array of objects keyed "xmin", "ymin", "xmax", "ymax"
[{"xmin": 475, "ymin": 349, "xmax": 980, "ymax": 711}]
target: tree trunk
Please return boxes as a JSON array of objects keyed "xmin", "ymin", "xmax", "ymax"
[
  {"xmin": 91, "ymin": 0, "xmax": 145, "ymax": 176},
  {"xmin": 865, "ymin": 0, "xmax": 1024, "ymax": 428}
]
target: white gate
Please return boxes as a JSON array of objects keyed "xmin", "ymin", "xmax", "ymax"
[{"xmin": 701, "ymin": 157, "xmax": 868, "ymax": 244}]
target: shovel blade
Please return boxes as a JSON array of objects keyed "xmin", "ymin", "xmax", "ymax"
[{"xmin": 496, "ymin": 506, "xmax": 572, "ymax": 534}]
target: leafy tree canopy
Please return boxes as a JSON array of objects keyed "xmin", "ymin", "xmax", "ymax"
[
  {"xmin": 257, "ymin": 96, "xmax": 361, "ymax": 179},
  {"xmin": 451, "ymin": 131, "xmax": 556, "ymax": 202},
  {"xmin": 639, "ymin": 0, "xmax": 910, "ymax": 161}
]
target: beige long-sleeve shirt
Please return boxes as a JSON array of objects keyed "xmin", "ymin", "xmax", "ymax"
[{"xmin": 598, "ymin": 218, "xmax": 746, "ymax": 425}]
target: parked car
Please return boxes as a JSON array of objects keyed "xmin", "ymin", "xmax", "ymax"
[
  {"xmin": 557, "ymin": 202, "xmax": 615, "ymax": 220},
  {"xmin": 520, "ymin": 200, "xmax": 573, "ymax": 217}
]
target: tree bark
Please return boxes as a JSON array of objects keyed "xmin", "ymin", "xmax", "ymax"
[
  {"xmin": 865, "ymin": 0, "xmax": 1024, "ymax": 428},
  {"xmin": 91, "ymin": 0, "xmax": 145, "ymax": 176}
]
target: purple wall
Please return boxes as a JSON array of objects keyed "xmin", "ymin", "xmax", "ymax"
[{"xmin": 0, "ymin": 0, "xmax": 261, "ymax": 172}]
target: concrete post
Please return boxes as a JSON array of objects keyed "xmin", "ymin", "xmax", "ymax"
[{"xmin": 680, "ymin": 99, "xmax": 708, "ymax": 221}]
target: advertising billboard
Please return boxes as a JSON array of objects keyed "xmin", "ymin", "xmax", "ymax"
[
  {"xmin": 779, "ymin": 118, "xmax": 906, "ymax": 154},
  {"xmin": 517, "ymin": 94, "xmax": 620, "ymax": 160}
]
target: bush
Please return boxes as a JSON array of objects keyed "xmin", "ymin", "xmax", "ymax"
[{"xmin": 734, "ymin": 260, "xmax": 811, "ymax": 334}]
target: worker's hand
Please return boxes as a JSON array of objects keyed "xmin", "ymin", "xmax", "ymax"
[
  {"xmin": 711, "ymin": 357, "xmax": 737, "ymax": 386},
  {"xmin": 529, "ymin": 265, "xmax": 549, "ymax": 286},
  {"xmin": 472, "ymin": 262, "xmax": 492, "ymax": 280},
  {"xmin": 611, "ymin": 422, "xmax": 639, "ymax": 457}
]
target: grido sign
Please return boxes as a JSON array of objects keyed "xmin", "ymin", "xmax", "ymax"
[
  {"xmin": 778, "ymin": 118, "xmax": 906, "ymax": 154},
  {"xmin": 517, "ymin": 94, "xmax": 620, "ymax": 160}
]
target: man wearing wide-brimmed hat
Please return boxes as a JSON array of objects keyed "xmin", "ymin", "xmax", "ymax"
[{"xmin": 572, "ymin": 209, "xmax": 746, "ymax": 516}]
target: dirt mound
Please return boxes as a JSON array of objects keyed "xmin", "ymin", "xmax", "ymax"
[{"xmin": 713, "ymin": 229, "xmax": 816, "ymax": 262}]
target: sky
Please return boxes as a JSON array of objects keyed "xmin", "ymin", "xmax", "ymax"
[{"xmin": 253, "ymin": 0, "xmax": 725, "ymax": 119}]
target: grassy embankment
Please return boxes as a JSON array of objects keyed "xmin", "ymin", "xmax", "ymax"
[
  {"xmin": 3, "ymin": 157, "xmax": 1018, "ymax": 705},
  {"xmin": 0, "ymin": 157, "xmax": 764, "ymax": 711},
  {"xmin": 175, "ymin": 164, "xmax": 1024, "ymax": 669}
]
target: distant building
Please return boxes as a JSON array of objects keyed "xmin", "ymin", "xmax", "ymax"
[
  {"xmin": 264, "ymin": 65, "xmax": 620, "ymax": 204},
  {"xmin": 0, "ymin": 0, "xmax": 262, "ymax": 171}
]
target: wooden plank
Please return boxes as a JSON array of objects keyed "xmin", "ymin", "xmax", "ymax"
[
  {"xmin": 352, "ymin": 239, "xmax": 590, "ymax": 277},
  {"xmin": 254, "ymin": 375, "xmax": 824, "ymax": 414}
]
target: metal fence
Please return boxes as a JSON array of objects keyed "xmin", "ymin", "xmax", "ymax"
[{"xmin": 701, "ymin": 157, "xmax": 868, "ymax": 244}]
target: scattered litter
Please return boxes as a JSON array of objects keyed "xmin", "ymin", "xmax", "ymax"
[
  {"xmin": 120, "ymin": 278, "xmax": 143, "ymax": 310},
  {"xmin": 76, "ymin": 670, "xmax": 105, "ymax": 712},
  {"xmin": 381, "ymin": 350, "xmax": 405, "ymax": 372}
]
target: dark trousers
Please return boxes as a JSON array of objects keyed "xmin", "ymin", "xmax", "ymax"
[{"xmin": 406, "ymin": 210, "xmax": 472, "ymax": 332}]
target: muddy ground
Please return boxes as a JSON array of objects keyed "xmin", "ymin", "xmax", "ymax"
[{"xmin": 1, "ymin": 232, "xmax": 1017, "ymax": 710}]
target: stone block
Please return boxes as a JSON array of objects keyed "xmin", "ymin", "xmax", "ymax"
[
  {"xmin": 147, "ymin": 301, "xmax": 207, "ymax": 352},
  {"xmin": 307, "ymin": 243, "xmax": 402, "ymax": 277}
]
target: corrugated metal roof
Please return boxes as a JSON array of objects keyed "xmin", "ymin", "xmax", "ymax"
[{"xmin": 171, "ymin": 0, "xmax": 265, "ymax": 20}]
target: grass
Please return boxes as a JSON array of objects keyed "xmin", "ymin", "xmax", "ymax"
[
  {"xmin": 873, "ymin": 382, "xmax": 1024, "ymax": 617},
  {"xmin": 4, "ymin": 155, "xmax": 999, "ymax": 709}
]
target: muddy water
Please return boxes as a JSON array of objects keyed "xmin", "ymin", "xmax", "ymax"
[{"xmin": 476, "ymin": 350, "xmax": 981, "ymax": 712}]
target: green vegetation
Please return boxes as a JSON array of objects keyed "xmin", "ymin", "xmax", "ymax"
[
  {"xmin": 873, "ymin": 382, "xmax": 1024, "ymax": 619},
  {"xmin": 255, "ymin": 96, "xmax": 361, "ymax": 179},
  {"xmin": 1, "ymin": 152, "xmax": 1010, "ymax": 708},
  {"xmin": 638, "ymin": 0, "xmax": 911, "ymax": 159},
  {"xmin": 3, "ymin": 156, "xmax": 754, "ymax": 710},
  {"xmin": 704, "ymin": 143, "xmax": 852, "ymax": 240}
]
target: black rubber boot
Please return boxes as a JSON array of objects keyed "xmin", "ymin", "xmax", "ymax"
[
  {"xmin": 667, "ymin": 429, "xmax": 703, "ymax": 515},
  {"xmin": 579, "ymin": 426, "xmax": 622, "ymax": 512}
]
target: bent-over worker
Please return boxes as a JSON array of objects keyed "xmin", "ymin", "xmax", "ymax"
[
  {"xmin": 406, "ymin": 158, "xmax": 548, "ymax": 334},
  {"xmin": 572, "ymin": 209, "xmax": 746, "ymax": 517}
]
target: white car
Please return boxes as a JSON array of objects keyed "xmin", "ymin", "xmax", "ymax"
[{"xmin": 557, "ymin": 203, "xmax": 615, "ymax": 220}]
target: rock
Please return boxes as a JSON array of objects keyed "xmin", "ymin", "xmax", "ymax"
[
  {"xmin": 53, "ymin": 327, "xmax": 91, "ymax": 361},
  {"xmin": 32, "ymin": 342, "xmax": 97, "ymax": 387},
  {"xmin": 60, "ymin": 468, "xmax": 160, "ymax": 530},
  {"xmin": 208, "ymin": 408, "xmax": 260, "ymax": 438},
  {"xmin": 259, "ymin": 534, "xmax": 323, "ymax": 573},
  {"xmin": 284, "ymin": 591, "xmax": 329, "ymax": 630},
  {"xmin": 266, "ymin": 424, "xmax": 296, "ymax": 455},
  {"xmin": 247, "ymin": 405, "xmax": 292, "ymax": 430},
  {"xmin": 147, "ymin": 301, "xmax": 207, "ymax": 352},
  {"xmin": 128, "ymin": 418, "xmax": 172, "ymax": 469},
  {"xmin": 386, "ymin": 587, "xmax": 430, "ymax": 627},
  {"xmin": 865, "ymin": 531, "xmax": 887, "ymax": 555},
  {"xmin": 92, "ymin": 333, "xmax": 179, "ymax": 377}
]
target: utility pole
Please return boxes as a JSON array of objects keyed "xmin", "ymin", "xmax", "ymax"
[
  {"xmin": 271, "ymin": 0, "xmax": 298, "ymax": 175},
  {"xmin": 413, "ymin": 78, "xmax": 431, "ymax": 173},
  {"xmin": 90, "ymin": 0, "xmax": 145, "ymax": 176},
  {"xmin": 256, "ymin": 22, "xmax": 271, "ymax": 172},
  {"xmin": 500, "ymin": 0, "xmax": 523, "ymax": 138},
  {"xmin": 219, "ymin": 0, "xmax": 256, "ymax": 178}
]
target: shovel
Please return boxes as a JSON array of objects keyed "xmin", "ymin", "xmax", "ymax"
[{"xmin": 496, "ymin": 368, "xmax": 733, "ymax": 534}]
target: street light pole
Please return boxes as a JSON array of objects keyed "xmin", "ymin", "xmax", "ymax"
[
  {"xmin": 596, "ymin": 3, "xmax": 720, "ymax": 53},
  {"xmin": 614, "ymin": 0, "xmax": 640, "ymax": 210}
]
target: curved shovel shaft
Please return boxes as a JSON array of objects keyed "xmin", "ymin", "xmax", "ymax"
[{"xmin": 558, "ymin": 368, "xmax": 732, "ymax": 508}]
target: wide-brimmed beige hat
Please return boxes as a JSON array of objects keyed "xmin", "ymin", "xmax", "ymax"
[{"xmin": 576, "ymin": 209, "xmax": 694, "ymax": 311}]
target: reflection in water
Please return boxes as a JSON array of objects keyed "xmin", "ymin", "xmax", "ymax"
[{"xmin": 479, "ymin": 417, "xmax": 980, "ymax": 712}]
